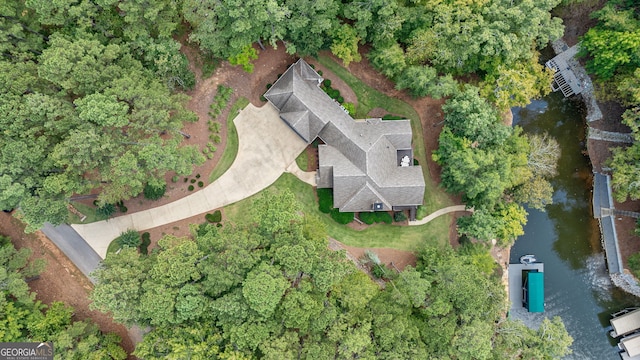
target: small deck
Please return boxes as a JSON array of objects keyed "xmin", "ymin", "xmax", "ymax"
[
  {"xmin": 508, "ymin": 263, "xmax": 544, "ymax": 312},
  {"xmin": 546, "ymin": 45, "xmax": 583, "ymax": 97}
]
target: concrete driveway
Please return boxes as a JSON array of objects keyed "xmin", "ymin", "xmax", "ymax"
[{"xmin": 72, "ymin": 103, "xmax": 308, "ymax": 258}]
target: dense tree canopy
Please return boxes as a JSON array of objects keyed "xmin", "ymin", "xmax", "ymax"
[
  {"xmin": 91, "ymin": 191, "xmax": 572, "ymax": 358},
  {"xmin": 434, "ymin": 87, "xmax": 560, "ymax": 244},
  {"xmin": 0, "ymin": 235, "xmax": 126, "ymax": 358},
  {"xmin": 0, "ymin": 0, "xmax": 201, "ymax": 231},
  {"xmin": 583, "ymin": 1, "xmax": 640, "ymax": 204}
]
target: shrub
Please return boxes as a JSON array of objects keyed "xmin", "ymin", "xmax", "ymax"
[
  {"xmin": 171, "ymin": 175, "xmax": 179, "ymax": 183},
  {"xmin": 330, "ymin": 209, "xmax": 354, "ymax": 224},
  {"xmin": 206, "ymin": 152, "xmax": 215, "ymax": 159},
  {"xmin": 115, "ymin": 229, "xmax": 141, "ymax": 249},
  {"xmin": 207, "ymin": 143, "xmax": 217, "ymax": 152},
  {"xmin": 394, "ymin": 211, "xmax": 408, "ymax": 222},
  {"xmin": 317, "ymin": 188, "xmax": 333, "ymax": 213},
  {"xmin": 372, "ymin": 263, "xmax": 389, "ymax": 279},
  {"xmin": 323, "ymin": 79, "xmax": 332, "ymax": 88},
  {"xmin": 143, "ymin": 182, "xmax": 166, "ymax": 200},
  {"xmin": 184, "ymin": 177, "xmax": 189, "ymax": 182},
  {"xmin": 343, "ymin": 102, "xmax": 356, "ymax": 117},
  {"xmin": 260, "ymin": 95, "xmax": 267, "ymax": 102},
  {"xmin": 416, "ymin": 205, "xmax": 428, "ymax": 220},
  {"xmin": 188, "ymin": 185, "xmax": 194, "ymax": 191},
  {"xmin": 140, "ymin": 232, "xmax": 151, "ymax": 255},
  {"xmin": 198, "ymin": 181, "xmax": 204, "ymax": 187},
  {"xmin": 190, "ymin": 179, "xmax": 196, "ymax": 183},
  {"xmin": 359, "ymin": 212, "xmax": 376, "ymax": 225},
  {"xmin": 116, "ymin": 201, "xmax": 126, "ymax": 213},
  {"xmin": 205, "ymin": 210, "xmax": 222, "ymax": 223},
  {"xmin": 96, "ymin": 203, "xmax": 116, "ymax": 217},
  {"xmin": 212, "ymin": 134, "xmax": 222, "ymax": 144},
  {"xmin": 382, "ymin": 114, "xmax": 405, "ymax": 120},
  {"xmin": 337, "ymin": 96, "xmax": 344, "ymax": 104},
  {"xmin": 376, "ymin": 212, "xmax": 393, "ymax": 224},
  {"xmin": 266, "ymin": 83, "xmax": 272, "ymax": 89},
  {"xmin": 413, "ymin": 158, "xmax": 419, "ymax": 166},
  {"xmin": 317, "ymin": 70, "xmax": 323, "ymax": 76},
  {"xmin": 629, "ymin": 252, "xmax": 640, "ymax": 278},
  {"xmin": 210, "ymin": 122, "xmax": 222, "ymax": 133},
  {"xmin": 196, "ymin": 174, "xmax": 201, "ymax": 179}
]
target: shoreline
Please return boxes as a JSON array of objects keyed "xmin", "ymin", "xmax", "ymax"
[{"xmin": 548, "ymin": 39, "xmax": 640, "ymax": 298}]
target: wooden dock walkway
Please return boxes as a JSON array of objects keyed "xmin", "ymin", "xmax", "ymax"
[
  {"xmin": 588, "ymin": 128, "xmax": 634, "ymax": 143},
  {"xmin": 592, "ymin": 173, "xmax": 624, "ymax": 274}
]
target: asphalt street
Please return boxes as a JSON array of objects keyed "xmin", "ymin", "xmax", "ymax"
[{"xmin": 41, "ymin": 223, "xmax": 102, "ymax": 284}]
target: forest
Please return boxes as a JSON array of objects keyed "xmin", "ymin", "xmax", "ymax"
[{"xmin": 1, "ymin": 0, "xmax": 636, "ymax": 357}]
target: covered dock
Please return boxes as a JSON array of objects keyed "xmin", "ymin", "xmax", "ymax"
[
  {"xmin": 508, "ymin": 262, "xmax": 544, "ymax": 313},
  {"xmin": 611, "ymin": 308, "xmax": 640, "ymax": 338},
  {"xmin": 620, "ymin": 333, "xmax": 640, "ymax": 359}
]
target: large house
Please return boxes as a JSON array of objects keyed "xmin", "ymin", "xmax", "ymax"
[{"xmin": 264, "ymin": 59, "xmax": 425, "ymax": 216}]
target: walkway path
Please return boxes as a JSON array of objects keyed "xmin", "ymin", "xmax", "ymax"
[
  {"xmin": 408, "ymin": 205, "xmax": 471, "ymax": 226},
  {"xmin": 588, "ymin": 128, "xmax": 633, "ymax": 143},
  {"xmin": 72, "ymin": 103, "xmax": 308, "ymax": 258}
]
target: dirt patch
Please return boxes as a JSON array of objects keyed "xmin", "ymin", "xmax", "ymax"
[
  {"xmin": 328, "ymin": 238, "xmax": 417, "ymax": 272},
  {"xmin": 0, "ymin": 213, "xmax": 135, "ymax": 358}
]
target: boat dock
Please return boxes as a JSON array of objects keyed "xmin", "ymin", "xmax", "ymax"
[
  {"xmin": 611, "ymin": 308, "xmax": 640, "ymax": 338},
  {"xmin": 508, "ymin": 262, "xmax": 544, "ymax": 313},
  {"xmin": 619, "ymin": 333, "xmax": 640, "ymax": 360}
]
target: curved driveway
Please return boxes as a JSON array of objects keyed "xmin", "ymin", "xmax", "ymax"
[{"xmin": 72, "ymin": 103, "xmax": 308, "ymax": 258}]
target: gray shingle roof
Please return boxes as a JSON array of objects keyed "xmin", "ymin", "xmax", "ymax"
[{"xmin": 264, "ymin": 59, "xmax": 425, "ymax": 212}]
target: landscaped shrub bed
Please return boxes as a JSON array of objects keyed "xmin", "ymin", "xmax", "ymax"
[
  {"xmin": 209, "ymin": 85, "xmax": 233, "ymax": 119},
  {"xmin": 394, "ymin": 211, "xmax": 407, "ymax": 222},
  {"xmin": 359, "ymin": 212, "xmax": 376, "ymax": 225},
  {"xmin": 317, "ymin": 188, "xmax": 333, "ymax": 214},
  {"xmin": 359, "ymin": 211, "xmax": 393, "ymax": 225},
  {"xmin": 382, "ymin": 114, "xmax": 405, "ymax": 120},
  {"xmin": 330, "ymin": 209, "xmax": 354, "ymax": 224}
]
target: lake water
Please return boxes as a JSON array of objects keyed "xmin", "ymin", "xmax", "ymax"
[{"xmin": 510, "ymin": 93, "xmax": 638, "ymax": 359}]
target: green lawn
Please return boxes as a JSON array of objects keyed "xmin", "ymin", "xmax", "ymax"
[
  {"xmin": 295, "ymin": 150, "xmax": 309, "ymax": 171},
  {"xmin": 209, "ymin": 97, "xmax": 249, "ymax": 183},
  {"xmin": 225, "ymin": 173, "xmax": 451, "ymax": 251},
  {"xmin": 68, "ymin": 201, "xmax": 110, "ymax": 224},
  {"xmin": 317, "ymin": 55, "xmax": 451, "ymax": 214}
]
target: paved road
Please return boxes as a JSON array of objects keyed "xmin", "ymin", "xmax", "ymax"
[
  {"xmin": 41, "ymin": 223, "xmax": 101, "ymax": 283},
  {"xmin": 72, "ymin": 103, "xmax": 308, "ymax": 258}
]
